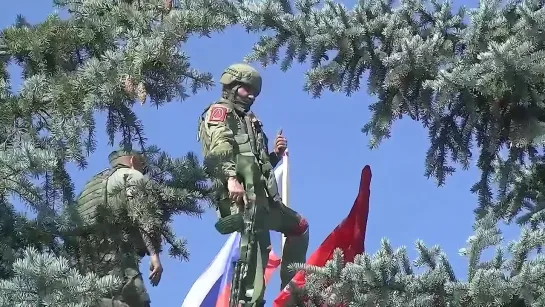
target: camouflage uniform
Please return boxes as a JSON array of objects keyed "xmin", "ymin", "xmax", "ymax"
[
  {"xmin": 197, "ymin": 63, "xmax": 310, "ymax": 305},
  {"xmin": 76, "ymin": 150, "xmax": 154, "ymax": 307}
]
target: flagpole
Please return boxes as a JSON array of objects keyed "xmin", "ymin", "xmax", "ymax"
[{"xmin": 281, "ymin": 148, "xmax": 289, "ymax": 253}]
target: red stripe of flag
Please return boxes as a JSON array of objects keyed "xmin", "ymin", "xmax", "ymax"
[{"xmin": 273, "ymin": 165, "xmax": 372, "ymax": 306}]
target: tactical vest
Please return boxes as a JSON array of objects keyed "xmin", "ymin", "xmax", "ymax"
[
  {"xmin": 76, "ymin": 168, "xmax": 116, "ymax": 227},
  {"xmin": 75, "ymin": 167, "xmax": 148, "ymax": 256},
  {"xmin": 198, "ymin": 99, "xmax": 281, "ymax": 202}
]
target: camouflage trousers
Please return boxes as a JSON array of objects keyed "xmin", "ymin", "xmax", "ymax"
[
  {"xmin": 216, "ymin": 196, "xmax": 310, "ymax": 305},
  {"xmin": 75, "ymin": 237, "xmax": 150, "ymax": 307},
  {"xmin": 213, "ymin": 156, "xmax": 310, "ymax": 306},
  {"xmin": 97, "ymin": 259, "xmax": 151, "ymax": 307}
]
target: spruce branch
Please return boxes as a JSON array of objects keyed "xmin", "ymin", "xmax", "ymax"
[
  {"xmin": 288, "ymin": 210, "xmax": 544, "ymax": 306},
  {"xmin": 235, "ymin": 0, "xmax": 545, "ymax": 223},
  {"xmin": 0, "ymin": 247, "xmax": 122, "ymax": 307},
  {"xmin": 1, "ymin": 0, "xmax": 232, "ymax": 303}
]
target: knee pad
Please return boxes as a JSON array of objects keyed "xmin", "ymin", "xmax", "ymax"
[{"xmin": 286, "ymin": 216, "xmax": 309, "ymax": 237}]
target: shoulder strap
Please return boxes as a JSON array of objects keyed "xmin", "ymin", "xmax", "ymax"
[
  {"xmin": 102, "ymin": 167, "xmax": 119, "ymax": 205},
  {"xmin": 243, "ymin": 114, "xmax": 259, "ymax": 156}
]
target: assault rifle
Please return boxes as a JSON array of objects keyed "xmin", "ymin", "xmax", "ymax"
[{"xmin": 230, "ymin": 194, "xmax": 258, "ymax": 307}]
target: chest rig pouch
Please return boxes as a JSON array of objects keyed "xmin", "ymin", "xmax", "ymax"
[
  {"xmin": 198, "ymin": 100, "xmax": 281, "ymax": 204},
  {"xmin": 233, "ymin": 111, "xmax": 279, "ymax": 203}
]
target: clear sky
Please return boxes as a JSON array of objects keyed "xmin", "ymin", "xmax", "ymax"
[{"xmin": 2, "ymin": 0, "xmax": 519, "ymax": 306}]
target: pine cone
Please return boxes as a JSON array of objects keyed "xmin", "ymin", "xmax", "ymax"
[
  {"xmin": 136, "ymin": 82, "xmax": 147, "ymax": 104},
  {"xmin": 164, "ymin": 0, "xmax": 172, "ymax": 12},
  {"xmin": 121, "ymin": 75, "xmax": 135, "ymax": 95}
]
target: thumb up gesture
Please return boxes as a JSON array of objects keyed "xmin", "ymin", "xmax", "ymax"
[{"xmin": 273, "ymin": 129, "xmax": 287, "ymax": 155}]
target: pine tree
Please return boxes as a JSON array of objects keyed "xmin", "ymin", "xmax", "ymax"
[
  {"xmin": 234, "ymin": 0, "xmax": 545, "ymax": 305},
  {"xmin": 0, "ymin": 247, "xmax": 122, "ymax": 307},
  {"xmin": 0, "ymin": 0, "xmax": 237, "ymax": 303}
]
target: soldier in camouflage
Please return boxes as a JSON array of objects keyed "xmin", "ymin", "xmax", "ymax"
[
  {"xmin": 75, "ymin": 150, "xmax": 163, "ymax": 307},
  {"xmin": 197, "ymin": 63, "xmax": 310, "ymax": 305}
]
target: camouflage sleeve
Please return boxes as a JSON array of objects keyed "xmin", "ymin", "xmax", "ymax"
[
  {"xmin": 202, "ymin": 105, "xmax": 238, "ymax": 180},
  {"xmin": 122, "ymin": 169, "xmax": 162, "ymax": 255},
  {"xmin": 139, "ymin": 228, "xmax": 162, "ymax": 256},
  {"xmin": 122, "ymin": 168, "xmax": 145, "ymax": 198}
]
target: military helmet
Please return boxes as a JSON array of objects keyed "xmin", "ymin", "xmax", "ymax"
[
  {"xmin": 108, "ymin": 149, "xmax": 146, "ymax": 172},
  {"xmin": 108, "ymin": 149, "xmax": 142, "ymax": 165},
  {"xmin": 219, "ymin": 63, "xmax": 262, "ymax": 97}
]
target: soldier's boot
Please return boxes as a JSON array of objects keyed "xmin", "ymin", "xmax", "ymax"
[
  {"xmin": 215, "ymin": 213, "xmax": 244, "ymax": 234},
  {"xmin": 280, "ymin": 219, "xmax": 309, "ymax": 289}
]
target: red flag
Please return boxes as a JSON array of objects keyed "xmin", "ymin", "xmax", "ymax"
[{"xmin": 273, "ymin": 165, "xmax": 372, "ymax": 307}]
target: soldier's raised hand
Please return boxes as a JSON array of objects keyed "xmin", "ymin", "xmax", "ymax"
[
  {"xmin": 227, "ymin": 177, "xmax": 245, "ymax": 204},
  {"xmin": 274, "ymin": 129, "xmax": 287, "ymax": 155}
]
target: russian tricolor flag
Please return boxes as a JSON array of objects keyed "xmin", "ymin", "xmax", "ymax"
[
  {"xmin": 181, "ymin": 232, "xmax": 281, "ymax": 307},
  {"xmin": 181, "ymin": 156, "xmax": 286, "ymax": 307}
]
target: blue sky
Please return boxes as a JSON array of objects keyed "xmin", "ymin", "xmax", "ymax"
[{"xmin": 2, "ymin": 0, "xmax": 519, "ymax": 306}]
